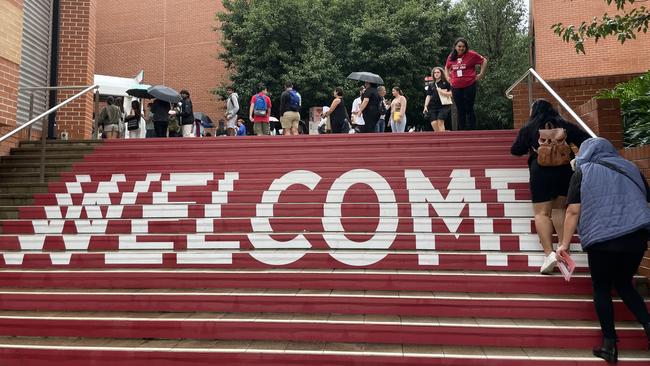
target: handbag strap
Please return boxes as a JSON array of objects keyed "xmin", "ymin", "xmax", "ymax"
[{"xmin": 594, "ymin": 160, "xmax": 646, "ymax": 195}]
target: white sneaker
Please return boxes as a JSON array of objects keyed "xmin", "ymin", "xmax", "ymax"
[{"xmin": 540, "ymin": 252, "xmax": 557, "ymax": 274}]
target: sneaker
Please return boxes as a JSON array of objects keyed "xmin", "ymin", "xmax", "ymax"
[{"xmin": 540, "ymin": 252, "xmax": 557, "ymax": 274}]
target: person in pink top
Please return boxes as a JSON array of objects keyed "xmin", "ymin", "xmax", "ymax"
[
  {"xmin": 248, "ymin": 83, "xmax": 272, "ymax": 135},
  {"xmin": 444, "ymin": 38, "xmax": 487, "ymax": 130}
]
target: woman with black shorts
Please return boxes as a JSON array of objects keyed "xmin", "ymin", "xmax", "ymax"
[
  {"xmin": 424, "ymin": 67, "xmax": 452, "ymax": 132},
  {"xmin": 510, "ymin": 99, "xmax": 590, "ymax": 274}
]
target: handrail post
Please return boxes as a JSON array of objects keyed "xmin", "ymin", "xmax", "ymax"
[
  {"xmin": 27, "ymin": 93, "xmax": 35, "ymax": 141},
  {"xmin": 93, "ymin": 88, "xmax": 100, "ymax": 139},
  {"xmin": 39, "ymin": 100, "xmax": 48, "ymax": 184},
  {"xmin": 527, "ymin": 73, "xmax": 533, "ymax": 107}
]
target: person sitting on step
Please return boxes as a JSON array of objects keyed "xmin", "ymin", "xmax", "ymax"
[{"xmin": 510, "ymin": 99, "xmax": 590, "ymax": 274}]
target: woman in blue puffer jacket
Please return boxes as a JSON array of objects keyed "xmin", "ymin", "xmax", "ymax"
[{"xmin": 557, "ymin": 137, "xmax": 650, "ymax": 363}]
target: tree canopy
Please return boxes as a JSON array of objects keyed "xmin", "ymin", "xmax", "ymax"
[
  {"xmin": 459, "ymin": 0, "xmax": 530, "ymax": 129},
  {"xmin": 215, "ymin": 0, "xmax": 529, "ymax": 129},
  {"xmin": 552, "ymin": 0, "xmax": 650, "ymax": 54}
]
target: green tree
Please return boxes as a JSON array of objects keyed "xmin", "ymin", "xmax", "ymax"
[
  {"xmin": 215, "ymin": 0, "xmax": 462, "ymax": 127},
  {"xmin": 552, "ymin": 0, "xmax": 650, "ymax": 54},
  {"xmin": 459, "ymin": 0, "xmax": 531, "ymax": 129}
]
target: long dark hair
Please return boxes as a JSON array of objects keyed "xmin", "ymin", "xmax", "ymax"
[
  {"xmin": 518, "ymin": 99, "xmax": 578, "ymax": 144},
  {"xmin": 527, "ymin": 99, "xmax": 564, "ymax": 129},
  {"xmin": 131, "ymin": 100, "xmax": 141, "ymax": 119},
  {"xmin": 448, "ymin": 38, "xmax": 469, "ymax": 61}
]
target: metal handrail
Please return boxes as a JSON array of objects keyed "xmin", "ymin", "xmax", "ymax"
[
  {"xmin": 505, "ymin": 68, "xmax": 597, "ymax": 138},
  {"xmin": 18, "ymin": 85, "xmax": 104, "ymax": 141},
  {"xmin": 1, "ymin": 84, "xmax": 99, "ymax": 183},
  {"xmin": 19, "ymin": 85, "xmax": 97, "ymax": 91},
  {"xmin": 0, "ymin": 84, "xmax": 99, "ymax": 143}
]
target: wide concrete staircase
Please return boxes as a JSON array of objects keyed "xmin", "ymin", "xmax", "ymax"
[{"xmin": 0, "ymin": 131, "xmax": 648, "ymax": 365}]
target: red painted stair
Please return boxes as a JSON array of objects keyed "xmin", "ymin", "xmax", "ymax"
[{"xmin": 0, "ymin": 131, "xmax": 648, "ymax": 365}]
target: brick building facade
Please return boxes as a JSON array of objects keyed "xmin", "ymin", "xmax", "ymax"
[
  {"xmin": 512, "ymin": 0, "xmax": 650, "ymax": 127},
  {"xmin": 0, "ymin": 0, "xmax": 97, "ymax": 154},
  {"xmin": 56, "ymin": 0, "xmax": 97, "ymax": 139},
  {"xmin": 0, "ymin": 0, "xmax": 25, "ymax": 155},
  {"xmin": 95, "ymin": 0, "xmax": 229, "ymax": 125}
]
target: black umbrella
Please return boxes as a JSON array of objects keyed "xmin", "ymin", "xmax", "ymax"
[
  {"xmin": 347, "ymin": 72, "xmax": 384, "ymax": 85},
  {"xmin": 147, "ymin": 85, "xmax": 182, "ymax": 104},
  {"xmin": 194, "ymin": 112, "xmax": 214, "ymax": 128},
  {"xmin": 126, "ymin": 86, "xmax": 153, "ymax": 99}
]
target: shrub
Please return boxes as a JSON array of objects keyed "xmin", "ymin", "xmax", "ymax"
[{"xmin": 598, "ymin": 71, "xmax": 650, "ymax": 147}]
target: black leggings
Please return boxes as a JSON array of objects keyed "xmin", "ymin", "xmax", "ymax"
[
  {"xmin": 588, "ymin": 249, "xmax": 650, "ymax": 340},
  {"xmin": 362, "ymin": 112, "xmax": 379, "ymax": 133},
  {"xmin": 330, "ymin": 118, "xmax": 344, "ymax": 134},
  {"xmin": 452, "ymin": 83, "xmax": 477, "ymax": 130},
  {"xmin": 154, "ymin": 121, "xmax": 168, "ymax": 138}
]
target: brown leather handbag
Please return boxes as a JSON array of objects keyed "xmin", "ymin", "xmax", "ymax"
[{"xmin": 536, "ymin": 122, "xmax": 572, "ymax": 166}]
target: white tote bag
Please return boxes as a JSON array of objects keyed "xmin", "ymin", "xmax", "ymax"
[{"xmin": 437, "ymin": 85, "xmax": 453, "ymax": 106}]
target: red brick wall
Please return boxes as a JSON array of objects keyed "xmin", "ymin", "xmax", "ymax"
[
  {"xmin": 56, "ymin": 0, "xmax": 97, "ymax": 139},
  {"xmin": 511, "ymin": 73, "xmax": 640, "ymax": 129},
  {"xmin": 0, "ymin": 0, "xmax": 24, "ymax": 156},
  {"xmin": 620, "ymin": 146, "xmax": 650, "ymax": 279},
  {"xmin": 95, "ymin": 0, "xmax": 229, "ymax": 123},
  {"xmin": 575, "ymin": 98, "xmax": 623, "ymax": 148},
  {"xmin": 532, "ymin": 0, "xmax": 650, "ymax": 81},
  {"xmin": 0, "ymin": 58, "xmax": 21, "ymax": 156}
]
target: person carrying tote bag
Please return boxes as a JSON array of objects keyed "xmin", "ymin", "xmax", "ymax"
[{"xmin": 424, "ymin": 67, "xmax": 452, "ymax": 132}]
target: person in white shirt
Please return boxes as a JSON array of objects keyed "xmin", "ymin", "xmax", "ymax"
[{"xmin": 351, "ymin": 86, "xmax": 365, "ymax": 132}]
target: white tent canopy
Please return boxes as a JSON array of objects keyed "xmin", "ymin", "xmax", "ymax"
[
  {"xmin": 93, "ymin": 71, "xmax": 149, "ymax": 97},
  {"xmin": 94, "ymin": 71, "xmax": 149, "ymax": 139}
]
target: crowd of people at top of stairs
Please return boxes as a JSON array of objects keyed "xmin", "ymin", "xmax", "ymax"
[
  {"xmin": 322, "ymin": 38, "xmax": 486, "ymax": 134},
  {"xmin": 511, "ymin": 99, "xmax": 650, "ymax": 363},
  {"xmin": 96, "ymin": 38, "xmax": 488, "ymax": 138},
  {"xmin": 97, "ymin": 90, "xmax": 197, "ymax": 139}
]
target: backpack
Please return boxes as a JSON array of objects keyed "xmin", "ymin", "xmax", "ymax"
[
  {"xmin": 253, "ymin": 94, "xmax": 268, "ymax": 116},
  {"xmin": 288, "ymin": 90, "xmax": 301, "ymax": 110},
  {"xmin": 536, "ymin": 122, "xmax": 572, "ymax": 167}
]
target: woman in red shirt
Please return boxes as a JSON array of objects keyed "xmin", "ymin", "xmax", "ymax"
[{"xmin": 444, "ymin": 38, "xmax": 487, "ymax": 130}]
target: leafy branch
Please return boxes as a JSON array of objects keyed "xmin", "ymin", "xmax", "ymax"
[{"xmin": 551, "ymin": 0, "xmax": 649, "ymax": 53}]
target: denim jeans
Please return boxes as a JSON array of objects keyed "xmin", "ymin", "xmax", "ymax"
[{"xmin": 376, "ymin": 118, "xmax": 386, "ymax": 133}]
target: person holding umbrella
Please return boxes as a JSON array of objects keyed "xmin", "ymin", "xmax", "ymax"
[
  {"xmin": 150, "ymin": 98, "xmax": 171, "ymax": 137},
  {"xmin": 357, "ymin": 81, "xmax": 381, "ymax": 133},
  {"xmin": 348, "ymin": 72, "xmax": 384, "ymax": 133},
  {"xmin": 147, "ymin": 85, "xmax": 181, "ymax": 138}
]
